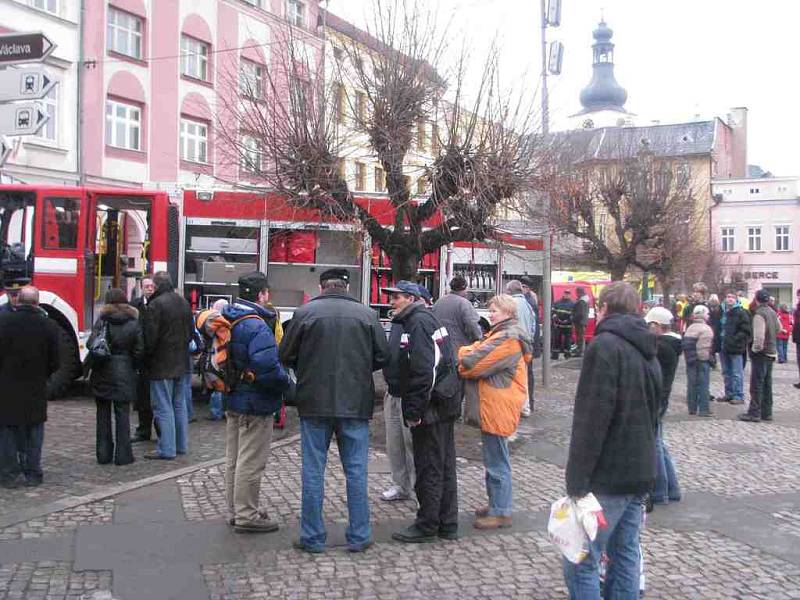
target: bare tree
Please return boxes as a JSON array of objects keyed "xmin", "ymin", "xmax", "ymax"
[{"xmin": 214, "ymin": 2, "xmax": 546, "ymax": 281}]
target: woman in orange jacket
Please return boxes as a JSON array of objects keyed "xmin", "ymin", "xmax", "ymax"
[{"xmin": 458, "ymin": 294, "xmax": 532, "ymax": 529}]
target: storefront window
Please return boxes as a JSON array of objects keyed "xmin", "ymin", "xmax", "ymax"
[{"xmin": 42, "ymin": 197, "xmax": 80, "ymax": 249}]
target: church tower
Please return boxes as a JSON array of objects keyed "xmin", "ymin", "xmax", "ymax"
[{"xmin": 570, "ymin": 19, "xmax": 633, "ymax": 129}]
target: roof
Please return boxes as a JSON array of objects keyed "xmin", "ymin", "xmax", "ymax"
[{"xmin": 553, "ymin": 120, "xmax": 719, "ymax": 161}]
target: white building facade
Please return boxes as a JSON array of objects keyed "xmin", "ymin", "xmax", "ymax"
[{"xmin": 711, "ymin": 177, "xmax": 800, "ymax": 306}]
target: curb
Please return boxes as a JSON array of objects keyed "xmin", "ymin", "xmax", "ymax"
[{"xmin": 0, "ymin": 433, "xmax": 301, "ymax": 530}]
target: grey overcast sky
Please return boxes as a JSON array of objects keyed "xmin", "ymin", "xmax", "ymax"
[{"xmin": 326, "ymin": 0, "xmax": 799, "ymax": 176}]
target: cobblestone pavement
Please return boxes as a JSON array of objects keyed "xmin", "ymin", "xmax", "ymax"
[{"xmin": 0, "ymin": 349, "xmax": 799, "ymax": 599}]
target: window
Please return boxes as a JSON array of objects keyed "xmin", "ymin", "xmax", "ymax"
[
  {"xmin": 32, "ymin": 0, "xmax": 58, "ymax": 13},
  {"xmin": 334, "ymin": 157, "xmax": 345, "ymax": 180},
  {"xmin": 775, "ymin": 225, "xmax": 791, "ymax": 251},
  {"xmin": 239, "ymin": 59, "xmax": 264, "ymax": 98},
  {"xmin": 416, "ymin": 120, "xmax": 426, "ymax": 151},
  {"xmin": 241, "ymin": 136, "xmax": 261, "ymax": 173},
  {"xmin": 747, "ymin": 226, "xmax": 762, "ymax": 252},
  {"xmin": 105, "ymin": 99, "xmax": 141, "ymax": 150},
  {"xmin": 107, "ymin": 7, "xmax": 143, "ymax": 59},
  {"xmin": 333, "ymin": 83, "xmax": 346, "ymax": 123},
  {"xmin": 180, "ymin": 118, "xmax": 208, "ymax": 163},
  {"xmin": 42, "ymin": 197, "xmax": 79, "ymax": 249},
  {"xmin": 355, "ymin": 161, "xmax": 366, "ymax": 191},
  {"xmin": 36, "ymin": 85, "xmax": 57, "ymax": 142},
  {"xmin": 720, "ymin": 227, "xmax": 735, "ymax": 252},
  {"xmin": 374, "ymin": 166, "xmax": 386, "ymax": 192},
  {"xmin": 286, "ymin": 0, "xmax": 305, "ymax": 27},
  {"xmin": 749, "ymin": 187, "xmax": 760, "ymax": 194},
  {"xmin": 241, "ymin": 0, "xmax": 262, "ymax": 7},
  {"xmin": 416, "ymin": 177, "xmax": 426, "ymax": 195},
  {"xmin": 181, "ymin": 36, "xmax": 209, "ymax": 81},
  {"xmin": 355, "ymin": 91, "xmax": 366, "ymax": 122}
]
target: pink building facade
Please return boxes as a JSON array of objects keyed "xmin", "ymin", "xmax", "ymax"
[
  {"xmin": 80, "ymin": 0, "xmax": 322, "ymax": 191},
  {"xmin": 711, "ymin": 177, "xmax": 800, "ymax": 307}
]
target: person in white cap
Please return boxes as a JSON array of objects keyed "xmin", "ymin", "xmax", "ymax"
[
  {"xmin": 682, "ymin": 305, "xmax": 715, "ymax": 417},
  {"xmin": 644, "ymin": 307, "xmax": 682, "ymax": 505}
]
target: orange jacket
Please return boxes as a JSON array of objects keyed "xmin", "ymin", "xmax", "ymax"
[{"xmin": 458, "ymin": 319, "xmax": 532, "ymax": 437}]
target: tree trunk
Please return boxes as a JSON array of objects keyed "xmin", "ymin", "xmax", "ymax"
[
  {"xmin": 388, "ymin": 247, "xmax": 420, "ymax": 283},
  {"xmin": 609, "ymin": 263, "xmax": 627, "ymax": 282}
]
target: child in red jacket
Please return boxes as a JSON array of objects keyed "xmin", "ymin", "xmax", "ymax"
[{"xmin": 777, "ymin": 304, "xmax": 793, "ymax": 364}]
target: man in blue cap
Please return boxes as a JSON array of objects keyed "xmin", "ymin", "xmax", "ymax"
[{"xmin": 383, "ymin": 281, "xmax": 460, "ymax": 543}]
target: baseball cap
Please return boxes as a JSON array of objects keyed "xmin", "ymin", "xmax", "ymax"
[
  {"xmin": 519, "ymin": 276, "xmax": 535, "ymax": 288},
  {"xmin": 755, "ymin": 289, "xmax": 771, "ymax": 303},
  {"xmin": 238, "ymin": 272, "xmax": 269, "ymax": 297},
  {"xmin": 319, "ymin": 268, "xmax": 350, "ymax": 284},
  {"xmin": 644, "ymin": 306, "xmax": 673, "ymax": 326},
  {"xmin": 415, "ymin": 284, "xmax": 433, "ymax": 303},
  {"xmin": 382, "ymin": 280, "xmax": 420, "ymax": 297}
]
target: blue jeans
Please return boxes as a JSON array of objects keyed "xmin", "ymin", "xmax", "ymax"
[
  {"xmin": 209, "ymin": 391, "xmax": 225, "ymax": 420},
  {"xmin": 686, "ymin": 361, "xmax": 710, "ymax": 414},
  {"xmin": 777, "ymin": 339, "xmax": 788, "ymax": 363},
  {"xmin": 563, "ymin": 494, "xmax": 643, "ymax": 600},
  {"xmin": 0, "ymin": 424, "xmax": 44, "ymax": 483},
  {"xmin": 183, "ymin": 373, "xmax": 194, "ymax": 421},
  {"xmin": 150, "ymin": 378, "xmax": 188, "ymax": 458},
  {"xmin": 300, "ymin": 418, "xmax": 370, "ymax": 551},
  {"xmin": 481, "ymin": 432, "xmax": 513, "ymax": 517},
  {"xmin": 720, "ymin": 352, "xmax": 744, "ymax": 402},
  {"xmin": 653, "ymin": 423, "xmax": 681, "ymax": 503}
]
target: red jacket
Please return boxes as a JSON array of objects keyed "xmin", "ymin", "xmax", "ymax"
[{"xmin": 778, "ymin": 311, "xmax": 793, "ymax": 341}]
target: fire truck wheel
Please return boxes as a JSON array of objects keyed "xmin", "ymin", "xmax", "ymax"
[{"xmin": 47, "ymin": 325, "xmax": 80, "ymax": 401}]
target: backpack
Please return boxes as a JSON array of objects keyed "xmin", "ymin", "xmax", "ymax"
[{"xmin": 195, "ymin": 309, "xmax": 262, "ymax": 392}]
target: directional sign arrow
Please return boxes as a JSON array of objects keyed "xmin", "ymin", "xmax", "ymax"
[
  {"xmin": 0, "ymin": 67, "xmax": 58, "ymax": 102},
  {"xmin": 0, "ymin": 102, "xmax": 48, "ymax": 136},
  {"xmin": 0, "ymin": 32, "xmax": 56, "ymax": 65}
]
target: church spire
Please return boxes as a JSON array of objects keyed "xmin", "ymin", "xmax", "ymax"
[{"xmin": 578, "ymin": 18, "xmax": 628, "ymax": 114}]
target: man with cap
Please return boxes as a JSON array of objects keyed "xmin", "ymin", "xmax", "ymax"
[
  {"xmin": 280, "ymin": 268, "xmax": 389, "ymax": 553},
  {"xmin": 740, "ymin": 289, "xmax": 780, "ymax": 422},
  {"xmin": 384, "ymin": 281, "xmax": 461, "ymax": 543},
  {"xmin": 221, "ymin": 272, "xmax": 289, "ymax": 533},
  {"xmin": 0, "ymin": 280, "xmax": 28, "ymax": 312},
  {"xmin": 644, "ymin": 306, "xmax": 682, "ymax": 505}
]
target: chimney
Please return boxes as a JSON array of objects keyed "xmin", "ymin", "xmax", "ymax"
[{"xmin": 727, "ymin": 107, "xmax": 748, "ymax": 178}]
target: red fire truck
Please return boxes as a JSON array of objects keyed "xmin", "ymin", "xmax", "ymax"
[{"xmin": 0, "ymin": 185, "xmax": 176, "ymax": 396}]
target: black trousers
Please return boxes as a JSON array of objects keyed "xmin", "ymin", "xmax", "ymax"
[
  {"xmin": 527, "ymin": 360, "xmax": 535, "ymax": 412},
  {"xmin": 574, "ymin": 324, "xmax": 586, "ymax": 356},
  {"xmin": 135, "ymin": 374, "xmax": 157, "ymax": 439},
  {"xmin": 553, "ymin": 327, "xmax": 572, "ymax": 356},
  {"xmin": 748, "ymin": 355, "xmax": 774, "ymax": 420},
  {"xmin": 96, "ymin": 397, "xmax": 134, "ymax": 465},
  {"xmin": 411, "ymin": 420, "xmax": 458, "ymax": 535}
]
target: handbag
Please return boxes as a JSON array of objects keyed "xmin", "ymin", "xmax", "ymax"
[
  {"xmin": 87, "ymin": 322, "xmax": 112, "ymax": 365},
  {"xmin": 462, "ymin": 379, "xmax": 481, "ymax": 428}
]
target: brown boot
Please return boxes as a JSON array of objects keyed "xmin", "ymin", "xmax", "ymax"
[
  {"xmin": 473, "ymin": 515, "xmax": 512, "ymax": 529},
  {"xmin": 474, "ymin": 506, "xmax": 490, "ymax": 518}
]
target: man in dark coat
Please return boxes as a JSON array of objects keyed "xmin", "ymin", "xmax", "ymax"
[
  {"xmin": 0, "ymin": 286, "xmax": 60, "ymax": 488},
  {"xmin": 552, "ymin": 289, "xmax": 575, "ymax": 359},
  {"xmin": 385, "ymin": 281, "xmax": 461, "ymax": 544},
  {"xmin": 130, "ymin": 275, "xmax": 157, "ymax": 442},
  {"xmin": 571, "ymin": 287, "xmax": 590, "ymax": 357},
  {"xmin": 563, "ymin": 282, "xmax": 661, "ymax": 597},
  {"xmin": 279, "ymin": 269, "xmax": 389, "ymax": 553},
  {"xmin": 719, "ymin": 291, "xmax": 751, "ymax": 405},
  {"xmin": 222, "ymin": 272, "xmax": 289, "ymax": 534},
  {"xmin": 142, "ymin": 272, "xmax": 194, "ymax": 460}
]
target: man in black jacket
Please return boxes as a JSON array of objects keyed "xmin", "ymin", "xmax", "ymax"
[
  {"xmin": 142, "ymin": 272, "xmax": 194, "ymax": 460},
  {"xmin": 130, "ymin": 276, "xmax": 157, "ymax": 442},
  {"xmin": 719, "ymin": 291, "xmax": 751, "ymax": 405},
  {"xmin": 571, "ymin": 287, "xmax": 590, "ymax": 357},
  {"xmin": 563, "ymin": 282, "xmax": 661, "ymax": 597},
  {"xmin": 0, "ymin": 287, "xmax": 59, "ymax": 488},
  {"xmin": 279, "ymin": 269, "xmax": 389, "ymax": 553},
  {"xmin": 384, "ymin": 281, "xmax": 461, "ymax": 543}
]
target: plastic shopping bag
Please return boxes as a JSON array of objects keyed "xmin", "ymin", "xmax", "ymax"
[{"xmin": 547, "ymin": 494, "xmax": 607, "ymax": 564}]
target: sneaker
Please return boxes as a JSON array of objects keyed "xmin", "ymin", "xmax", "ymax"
[
  {"xmin": 762, "ymin": 415, "xmax": 773, "ymax": 422},
  {"xmin": 347, "ymin": 540, "xmax": 374, "ymax": 553},
  {"xmin": 391, "ymin": 524, "xmax": 437, "ymax": 543},
  {"xmin": 234, "ymin": 519, "xmax": 279, "ymax": 534},
  {"xmin": 293, "ymin": 539, "xmax": 324, "ymax": 554},
  {"xmin": 381, "ymin": 487, "xmax": 410, "ymax": 502},
  {"xmin": 474, "ymin": 506, "xmax": 490, "ymax": 518},
  {"xmin": 507, "ymin": 431, "xmax": 519, "ymax": 443},
  {"xmin": 143, "ymin": 451, "xmax": 174, "ymax": 460},
  {"xmin": 729, "ymin": 399, "xmax": 745, "ymax": 405},
  {"xmin": 228, "ymin": 509, "xmax": 271, "ymax": 527},
  {"xmin": 716, "ymin": 396, "xmax": 731, "ymax": 402},
  {"xmin": 473, "ymin": 516, "xmax": 512, "ymax": 529},
  {"xmin": 697, "ymin": 411, "xmax": 713, "ymax": 417},
  {"xmin": 520, "ymin": 405, "xmax": 531, "ymax": 418},
  {"xmin": 737, "ymin": 413, "xmax": 761, "ymax": 423},
  {"xmin": 688, "ymin": 411, "xmax": 697, "ymax": 416},
  {"xmin": 437, "ymin": 527, "xmax": 459, "ymax": 541}
]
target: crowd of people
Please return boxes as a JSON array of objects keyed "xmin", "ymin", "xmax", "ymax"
[{"xmin": 0, "ymin": 266, "xmax": 798, "ymax": 598}]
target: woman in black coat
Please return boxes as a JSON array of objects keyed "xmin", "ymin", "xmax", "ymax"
[{"xmin": 87, "ymin": 288, "xmax": 144, "ymax": 465}]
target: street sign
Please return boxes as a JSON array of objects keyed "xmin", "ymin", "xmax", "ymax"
[
  {"xmin": 0, "ymin": 32, "xmax": 56, "ymax": 65},
  {"xmin": 0, "ymin": 102, "xmax": 48, "ymax": 136},
  {"xmin": 0, "ymin": 67, "xmax": 57, "ymax": 102},
  {"xmin": 0, "ymin": 137, "xmax": 12, "ymax": 167}
]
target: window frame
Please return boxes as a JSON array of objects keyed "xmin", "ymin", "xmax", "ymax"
[
  {"xmin": 774, "ymin": 224, "xmax": 791, "ymax": 252},
  {"xmin": 180, "ymin": 117, "xmax": 209, "ymax": 164},
  {"xmin": 107, "ymin": 6, "xmax": 144, "ymax": 60},
  {"xmin": 105, "ymin": 98, "xmax": 142, "ymax": 151},
  {"xmin": 240, "ymin": 135, "xmax": 262, "ymax": 174},
  {"xmin": 354, "ymin": 161, "xmax": 366, "ymax": 191},
  {"xmin": 239, "ymin": 59, "xmax": 264, "ymax": 99},
  {"xmin": 286, "ymin": 0, "xmax": 305, "ymax": 27},
  {"xmin": 746, "ymin": 225, "xmax": 762, "ymax": 252},
  {"xmin": 355, "ymin": 91, "xmax": 366, "ymax": 123},
  {"xmin": 180, "ymin": 35, "xmax": 210, "ymax": 82},
  {"xmin": 720, "ymin": 226, "xmax": 735, "ymax": 253},
  {"xmin": 41, "ymin": 196, "xmax": 80, "ymax": 250},
  {"xmin": 374, "ymin": 166, "xmax": 386, "ymax": 193},
  {"xmin": 32, "ymin": 0, "xmax": 58, "ymax": 14}
]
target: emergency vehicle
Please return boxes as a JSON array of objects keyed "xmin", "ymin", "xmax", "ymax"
[{"xmin": 0, "ymin": 185, "xmax": 176, "ymax": 396}]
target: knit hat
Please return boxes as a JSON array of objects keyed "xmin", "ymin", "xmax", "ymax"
[
  {"xmin": 692, "ymin": 305, "xmax": 710, "ymax": 321},
  {"xmin": 644, "ymin": 306, "xmax": 673, "ymax": 326}
]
